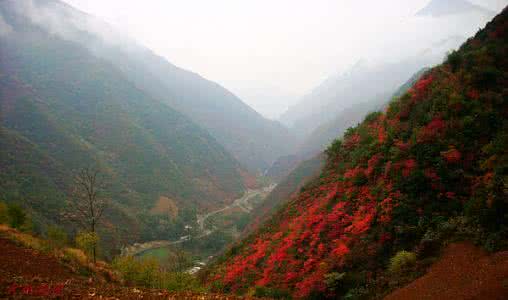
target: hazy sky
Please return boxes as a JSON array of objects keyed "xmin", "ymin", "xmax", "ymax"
[{"xmin": 61, "ymin": 0, "xmax": 507, "ymax": 118}]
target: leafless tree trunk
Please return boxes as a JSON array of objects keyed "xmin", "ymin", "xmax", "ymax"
[{"xmin": 67, "ymin": 167, "xmax": 108, "ymax": 263}]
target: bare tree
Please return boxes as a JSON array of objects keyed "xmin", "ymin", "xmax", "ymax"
[{"xmin": 67, "ymin": 167, "xmax": 108, "ymax": 262}]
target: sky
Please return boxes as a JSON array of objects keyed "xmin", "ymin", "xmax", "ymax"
[{"xmin": 61, "ymin": 0, "xmax": 507, "ymax": 119}]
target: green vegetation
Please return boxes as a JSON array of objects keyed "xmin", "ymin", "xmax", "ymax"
[
  {"xmin": 75, "ymin": 231, "xmax": 100, "ymax": 261},
  {"xmin": 388, "ymin": 251, "xmax": 417, "ymax": 274},
  {"xmin": 0, "ymin": 0, "xmax": 249, "ymax": 254},
  {"xmin": 46, "ymin": 225, "xmax": 68, "ymax": 249},
  {"xmin": 112, "ymin": 256, "xmax": 204, "ymax": 292},
  {"xmin": 0, "ymin": 201, "xmax": 32, "ymax": 232},
  {"xmin": 140, "ymin": 248, "xmax": 172, "ymax": 261}
]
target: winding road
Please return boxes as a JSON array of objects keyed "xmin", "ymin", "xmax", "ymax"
[{"xmin": 121, "ymin": 184, "xmax": 276, "ymax": 257}]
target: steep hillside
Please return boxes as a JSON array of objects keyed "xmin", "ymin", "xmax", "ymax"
[
  {"xmin": 0, "ymin": 1, "xmax": 248, "ymax": 246},
  {"xmin": 247, "ymin": 156, "xmax": 324, "ymax": 235},
  {"xmin": 6, "ymin": 0, "xmax": 296, "ymax": 172},
  {"xmin": 206, "ymin": 9, "xmax": 508, "ymax": 299}
]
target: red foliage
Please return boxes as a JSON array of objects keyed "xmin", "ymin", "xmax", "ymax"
[
  {"xmin": 365, "ymin": 154, "xmax": 383, "ymax": 178},
  {"xmin": 344, "ymin": 133, "xmax": 361, "ymax": 150},
  {"xmin": 468, "ymin": 89, "xmax": 480, "ymax": 100},
  {"xmin": 211, "ymin": 15, "xmax": 508, "ymax": 299},
  {"xmin": 417, "ymin": 118, "xmax": 446, "ymax": 143},
  {"xmin": 395, "ymin": 140, "xmax": 410, "ymax": 152},
  {"xmin": 441, "ymin": 148, "xmax": 461, "ymax": 163},
  {"xmin": 402, "ymin": 159, "xmax": 417, "ymax": 177},
  {"xmin": 413, "ymin": 75, "xmax": 434, "ymax": 98}
]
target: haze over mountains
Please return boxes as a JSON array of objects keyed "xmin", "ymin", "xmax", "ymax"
[
  {"xmin": 280, "ymin": 0, "xmax": 495, "ymax": 141},
  {"xmin": 0, "ymin": 0, "xmax": 296, "ymax": 252},
  {"xmin": 5, "ymin": 0, "xmax": 296, "ymax": 173}
]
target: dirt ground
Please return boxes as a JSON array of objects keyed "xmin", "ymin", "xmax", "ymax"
[
  {"xmin": 385, "ymin": 242, "xmax": 508, "ymax": 300},
  {"xmin": 0, "ymin": 235, "xmax": 257, "ymax": 299}
]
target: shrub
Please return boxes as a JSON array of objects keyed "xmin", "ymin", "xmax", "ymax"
[
  {"xmin": 47, "ymin": 225, "xmax": 68, "ymax": 249},
  {"xmin": 388, "ymin": 251, "xmax": 417, "ymax": 274},
  {"xmin": 253, "ymin": 286, "xmax": 291, "ymax": 299},
  {"xmin": 324, "ymin": 272, "xmax": 346, "ymax": 292},
  {"xmin": 112, "ymin": 255, "xmax": 204, "ymax": 292}
]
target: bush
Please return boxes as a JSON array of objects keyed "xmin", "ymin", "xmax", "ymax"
[
  {"xmin": 324, "ymin": 272, "xmax": 346, "ymax": 292},
  {"xmin": 75, "ymin": 231, "xmax": 99, "ymax": 259},
  {"xmin": 388, "ymin": 251, "xmax": 417, "ymax": 274},
  {"xmin": 112, "ymin": 256, "xmax": 204, "ymax": 292},
  {"xmin": 63, "ymin": 247, "xmax": 88, "ymax": 265},
  {"xmin": 253, "ymin": 286, "xmax": 291, "ymax": 299},
  {"xmin": 7, "ymin": 204, "xmax": 26, "ymax": 229},
  {"xmin": 47, "ymin": 225, "xmax": 68, "ymax": 249}
]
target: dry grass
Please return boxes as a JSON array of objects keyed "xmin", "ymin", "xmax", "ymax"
[
  {"xmin": 0, "ymin": 224, "xmax": 46, "ymax": 251},
  {"xmin": 63, "ymin": 247, "xmax": 88, "ymax": 265}
]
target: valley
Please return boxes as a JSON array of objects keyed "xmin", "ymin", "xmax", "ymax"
[{"xmin": 121, "ymin": 184, "xmax": 277, "ymax": 271}]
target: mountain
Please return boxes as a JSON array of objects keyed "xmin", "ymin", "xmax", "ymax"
[
  {"xmin": 279, "ymin": 57, "xmax": 440, "ymax": 140},
  {"xmin": 8, "ymin": 0, "xmax": 295, "ymax": 172},
  {"xmin": 206, "ymin": 8, "xmax": 508, "ymax": 298},
  {"xmin": 0, "ymin": 0, "xmax": 250, "ymax": 248},
  {"xmin": 416, "ymin": 0, "xmax": 493, "ymax": 17},
  {"xmin": 279, "ymin": 3, "xmax": 495, "ymax": 141}
]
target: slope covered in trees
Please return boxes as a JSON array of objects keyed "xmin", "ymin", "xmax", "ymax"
[
  {"xmin": 206, "ymin": 9, "xmax": 508, "ymax": 298},
  {"xmin": 0, "ymin": 0, "xmax": 249, "ymax": 247}
]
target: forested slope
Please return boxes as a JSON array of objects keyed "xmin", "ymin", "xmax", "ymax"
[
  {"xmin": 206, "ymin": 8, "xmax": 508, "ymax": 298},
  {"xmin": 0, "ymin": 1, "xmax": 248, "ymax": 246}
]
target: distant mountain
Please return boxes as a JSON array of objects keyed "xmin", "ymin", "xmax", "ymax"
[
  {"xmin": 416, "ymin": 0, "xmax": 493, "ymax": 17},
  {"xmin": 0, "ymin": 0, "xmax": 249, "ymax": 247},
  {"xmin": 280, "ymin": 2, "xmax": 494, "ymax": 142},
  {"xmin": 207, "ymin": 9, "xmax": 508, "ymax": 297},
  {"xmin": 9, "ymin": 0, "xmax": 295, "ymax": 172},
  {"xmin": 280, "ymin": 56, "xmax": 439, "ymax": 139}
]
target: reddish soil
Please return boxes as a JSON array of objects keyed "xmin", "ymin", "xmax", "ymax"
[
  {"xmin": 0, "ymin": 235, "xmax": 259, "ymax": 299},
  {"xmin": 385, "ymin": 242, "xmax": 508, "ymax": 300}
]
